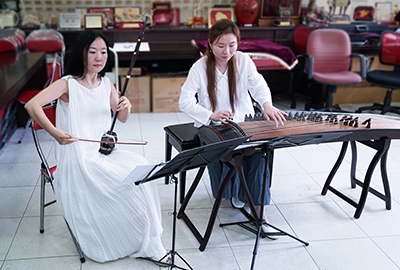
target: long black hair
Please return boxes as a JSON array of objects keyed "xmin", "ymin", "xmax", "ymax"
[
  {"xmin": 63, "ymin": 30, "xmax": 110, "ymax": 78},
  {"xmin": 205, "ymin": 19, "xmax": 240, "ymax": 113}
]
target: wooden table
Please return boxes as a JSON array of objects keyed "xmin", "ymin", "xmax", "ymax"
[
  {"xmin": 0, "ymin": 52, "xmax": 47, "ymax": 109},
  {"xmin": 0, "ymin": 51, "xmax": 47, "ymax": 149}
]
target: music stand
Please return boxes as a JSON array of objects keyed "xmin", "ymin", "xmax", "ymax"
[
  {"xmin": 222, "ymin": 142, "xmax": 309, "ymax": 270},
  {"xmin": 135, "ymin": 136, "xmax": 251, "ymax": 269}
]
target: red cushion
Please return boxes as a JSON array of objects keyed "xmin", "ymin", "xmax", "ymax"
[
  {"xmin": 381, "ymin": 31, "xmax": 400, "ymax": 66},
  {"xmin": 313, "ymin": 71, "xmax": 362, "ymax": 85},
  {"xmin": 26, "ymin": 39, "xmax": 64, "ymax": 53},
  {"xmin": 307, "ymin": 29, "xmax": 352, "ymax": 74},
  {"xmin": 0, "ymin": 39, "xmax": 18, "ymax": 52},
  {"xmin": 49, "ymin": 165, "xmax": 56, "ymax": 178},
  {"xmin": 293, "ymin": 25, "xmax": 314, "ymax": 55}
]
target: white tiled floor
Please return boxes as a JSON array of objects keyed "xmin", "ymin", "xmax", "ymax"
[{"xmin": 1, "ymin": 99, "xmax": 400, "ymax": 270}]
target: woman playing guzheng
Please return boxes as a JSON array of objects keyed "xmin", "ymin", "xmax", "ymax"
[
  {"xmin": 179, "ymin": 19, "xmax": 287, "ymax": 234},
  {"xmin": 25, "ymin": 30, "xmax": 168, "ymax": 265}
]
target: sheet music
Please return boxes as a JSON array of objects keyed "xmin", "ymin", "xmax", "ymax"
[
  {"xmin": 119, "ymin": 163, "xmax": 164, "ymax": 186},
  {"xmin": 113, "ymin": 42, "xmax": 150, "ymax": 52}
]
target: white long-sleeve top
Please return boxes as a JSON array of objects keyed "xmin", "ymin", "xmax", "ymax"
[{"xmin": 179, "ymin": 51, "xmax": 272, "ymax": 127}]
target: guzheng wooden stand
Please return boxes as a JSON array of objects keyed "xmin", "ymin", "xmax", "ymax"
[
  {"xmin": 177, "ymin": 112, "xmax": 400, "ymax": 263},
  {"xmin": 322, "ymin": 138, "xmax": 392, "ymax": 219},
  {"xmin": 135, "ymin": 136, "xmax": 249, "ymax": 270}
]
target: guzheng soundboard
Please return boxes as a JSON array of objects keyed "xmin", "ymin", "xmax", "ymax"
[{"xmin": 200, "ymin": 111, "xmax": 400, "ymax": 148}]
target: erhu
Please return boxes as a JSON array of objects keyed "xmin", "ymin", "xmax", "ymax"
[{"xmin": 99, "ymin": 15, "xmax": 151, "ymax": 155}]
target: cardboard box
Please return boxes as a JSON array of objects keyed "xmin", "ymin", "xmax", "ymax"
[
  {"xmin": 117, "ymin": 67, "xmax": 142, "ymax": 77},
  {"xmin": 120, "ymin": 75, "xmax": 151, "ymax": 113},
  {"xmin": 152, "ymin": 76, "xmax": 187, "ymax": 113}
]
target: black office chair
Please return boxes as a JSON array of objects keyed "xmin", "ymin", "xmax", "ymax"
[{"xmin": 356, "ymin": 31, "xmax": 400, "ymax": 115}]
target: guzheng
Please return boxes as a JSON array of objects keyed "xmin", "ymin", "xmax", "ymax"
[{"xmin": 199, "ymin": 111, "xmax": 400, "ymax": 148}]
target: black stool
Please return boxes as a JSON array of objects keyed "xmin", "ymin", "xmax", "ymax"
[{"xmin": 164, "ymin": 122, "xmax": 201, "ymax": 203}]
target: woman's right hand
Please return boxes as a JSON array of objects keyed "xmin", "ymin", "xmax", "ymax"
[
  {"xmin": 210, "ymin": 110, "xmax": 233, "ymax": 124},
  {"xmin": 53, "ymin": 130, "xmax": 78, "ymax": 145}
]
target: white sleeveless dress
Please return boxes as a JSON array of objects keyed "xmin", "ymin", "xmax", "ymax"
[{"xmin": 53, "ymin": 75, "xmax": 166, "ymax": 263}]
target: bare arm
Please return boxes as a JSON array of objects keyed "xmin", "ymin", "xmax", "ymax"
[
  {"xmin": 24, "ymin": 78, "xmax": 78, "ymax": 145},
  {"xmin": 110, "ymin": 80, "xmax": 131, "ymax": 123}
]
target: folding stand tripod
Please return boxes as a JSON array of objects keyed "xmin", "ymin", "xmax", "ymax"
[
  {"xmin": 134, "ymin": 136, "xmax": 250, "ymax": 269},
  {"xmin": 219, "ymin": 143, "xmax": 309, "ymax": 270}
]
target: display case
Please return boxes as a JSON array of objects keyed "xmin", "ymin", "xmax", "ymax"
[{"xmin": 259, "ymin": 0, "xmax": 302, "ymax": 26}]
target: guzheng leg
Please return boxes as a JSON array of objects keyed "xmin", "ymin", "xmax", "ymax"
[
  {"xmin": 178, "ymin": 163, "xmax": 236, "ymax": 252},
  {"xmin": 323, "ymin": 138, "xmax": 392, "ymax": 219},
  {"xmin": 350, "ymin": 141, "xmax": 358, "ymax": 188},
  {"xmin": 321, "ymin": 141, "xmax": 349, "ymax": 195},
  {"xmin": 380, "ymin": 146, "xmax": 391, "ymax": 211},
  {"xmin": 354, "ymin": 138, "xmax": 391, "ymax": 218},
  {"xmin": 177, "ymin": 166, "xmax": 206, "ymax": 241}
]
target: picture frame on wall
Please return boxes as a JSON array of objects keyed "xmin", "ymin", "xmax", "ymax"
[
  {"xmin": 84, "ymin": 13, "xmax": 104, "ymax": 29},
  {"xmin": 114, "ymin": 6, "xmax": 141, "ymax": 28},
  {"xmin": 89, "ymin": 7, "xmax": 114, "ymax": 28},
  {"xmin": 208, "ymin": 8, "xmax": 234, "ymax": 28}
]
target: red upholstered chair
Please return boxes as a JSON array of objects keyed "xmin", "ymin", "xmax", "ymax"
[
  {"xmin": 32, "ymin": 102, "xmax": 85, "ymax": 263},
  {"xmin": 0, "ymin": 29, "xmax": 26, "ymax": 52},
  {"xmin": 0, "ymin": 37, "xmax": 18, "ymax": 52},
  {"xmin": 288, "ymin": 25, "xmax": 316, "ymax": 108},
  {"xmin": 26, "ymin": 29, "xmax": 65, "ymax": 76},
  {"xmin": 302, "ymin": 28, "xmax": 366, "ymax": 112},
  {"xmin": 17, "ymin": 29, "xmax": 64, "ymax": 143},
  {"xmin": 356, "ymin": 31, "xmax": 400, "ymax": 115},
  {"xmin": 292, "ymin": 25, "xmax": 315, "ymax": 56},
  {"xmin": 0, "ymin": 29, "xmax": 20, "ymax": 53},
  {"xmin": 17, "ymin": 53, "xmax": 62, "ymax": 143}
]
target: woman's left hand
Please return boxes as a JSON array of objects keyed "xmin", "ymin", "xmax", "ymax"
[
  {"xmin": 117, "ymin": 96, "xmax": 132, "ymax": 112},
  {"xmin": 263, "ymin": 102, "xmax": 287, "ymax": 127}
]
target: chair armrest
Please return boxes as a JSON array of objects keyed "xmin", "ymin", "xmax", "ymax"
[
  {"xmin": 351, "ymin": 53, "xmax": 367, "ymax": 79},
  {"xmin": 365, "ymin": 56, "xmax": 374, "ymax": 73},
  {"xmin": 303, "ymin": 54, "xmax": 314, "ymax": 80}
]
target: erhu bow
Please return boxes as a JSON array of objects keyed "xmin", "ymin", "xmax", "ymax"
[{"xmin": 99, "ymin": 14, "xmax": 151, "ymax": 155}]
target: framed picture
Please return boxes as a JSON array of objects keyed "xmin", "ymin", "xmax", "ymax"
[
  {"xmin": 375, "ymin": 2, "xmax": 392, "ymax": 21},
  {"xmin": 353, "ymin": 6, "xmax": 374, "ymax": 21},
  {"xmin": 208, "ymin": 8, "xmax": 234, "ymax": 28},
  {"xmin": 89, "ymin": 7, "xmax": 114, "ymax": 28},
  {"xmin": 114, "ymin": 7, "xmax": 141, "ymax": 24},
  {"xmin": 85, "ymin": 13, "xmax": 104, "ymax": 29},
  {"xmin": 73, "ymin": 7, "xmax": 88, "ymax": 27},
  {"xmin": 59, "ymin": 12, "xmax": 81, "ymax": 29}
]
